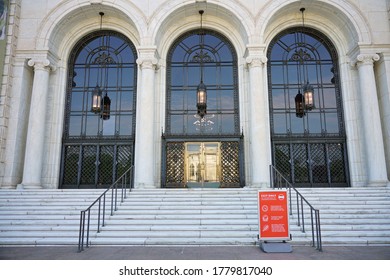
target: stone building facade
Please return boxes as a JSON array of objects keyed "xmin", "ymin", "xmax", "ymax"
[{"xmin": 0, "ymin": 0, "xmax": 389, "ymax": 189}]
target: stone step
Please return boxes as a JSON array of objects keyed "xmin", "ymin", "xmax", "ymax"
[{"xmin": 1, "ymin": 187, "xmax": 390, "ymax": 247}]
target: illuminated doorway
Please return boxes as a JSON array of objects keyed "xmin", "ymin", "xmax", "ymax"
[{"xmin": 185, "ymin": 142, "xmax": 221, "ymax": 188}]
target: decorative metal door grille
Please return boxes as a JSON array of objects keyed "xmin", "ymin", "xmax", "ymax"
[
  {"xmin": 80, "ymin": 145, "xmax": 97, "ymax": 185},
  {"xmin": 165, "ymin": 142, "xmax": 185, "ymax": 187},
  {"xmin": 163, "ymin": 140, "xmax": 243, "ymax": 188},
  {"xmin": 60, "ymin": 30, "xmax": 137, "ymax": 188},
  {"xmin": 221, "ymin": 141, "xmax": 240, "ymax": 187},
  {"xmin": 274, "ymin": 142, "xmax": 348, "ymax": 187},
  {"xmin": 268, "ymin": 27, "xmax": 349, "ymax": 187},
  {"xmin": 292, "ymin": 143, "xmax": 309, "ymax": 183},
  {"xmin": 62, "ymin": 144, "xmax": 133, "ymax": 188}
]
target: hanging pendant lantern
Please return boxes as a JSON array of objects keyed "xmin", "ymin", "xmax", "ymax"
[
  {"xmin": 197, "ymin": 81, "xmax": 207, "ymax": 118},
  {"xmin": 295, "ymin": 91, "xmax": 305, "ymax": 118},
  {"xmin": 294, "ymin": 8, "xmax": 314, "ymax": 118},
  {"xmin": 91, "ymin": 85, "xmax": 103, "ymax": 113},
  {"xmin": 303, "ymin": 81, "xmax": 314, "ymax": 110},
  {"xmin": 101, "ymin": 92, "xmax": 111, "ymax": 120},
  {"xmin": 195, "ymin": 10, "xmax": 208, "ymax": 119},
  {"xmin": 90, "ymin": 12, "xmax": 111, "ymax": 120}
]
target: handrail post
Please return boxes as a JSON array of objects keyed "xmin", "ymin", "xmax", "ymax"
[
  {"xmin": 97, "ymin": 199, "xmax": 101, "ymax": 233},
  {"xmin": 102, "ymin": 193, "xmax": 106, "ymax": 227},
  {"xmin": 86, "ymin": 209, "xmax": 91, "ymax": 248},
  {"xmin": 296, "ymin": 192, "xmax": 300, "ymax": 226},
  {"xmin": 124, "ymin": 173, "xmax": 127, "ymax": 199},
  {"xmin": 78, "ymin": 211, "xmax": 85, "ymax": 252},
  {"xmin": 316, "ymin": 210, "xmax": 322, "ymax": 251},
  {"xmin": 289, "ymin": 184, "xmax": 292, "ymax": 214},
  {"xmin": 301, "ymin": 197, "xmax": 305, "ymax": 232},
  {"xmin": 115, "ymin": 183, "xmax": 118, "ymax": 211},
  {"xmin": 111, "ymin": 188, "xmax": 114, "ymax": 216},
  {"xmin": 310, "ymin": 209, "xmax": 315, "ymax": 247},
  {"xmin": 121, "ymin": 177, "xmax": 125, "ymax": 203}
]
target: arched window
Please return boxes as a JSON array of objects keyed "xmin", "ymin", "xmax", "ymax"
[
  {"xmin": 166, "ymin": 29, "xmax": 239, "ymax": 135},
  {"xmin": 162, "ymin": 29, "xmax": 244, "ymax": 188},
  {"xmin": 268, "ymin": 27, "xmax": 349, "ymax": 187},
  {"xmin": 60, "ymin": 30, "xmax": 137, "ymax": 188}
]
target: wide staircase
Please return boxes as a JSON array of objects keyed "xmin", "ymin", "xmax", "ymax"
[{"xmin": 0, "ymin": 187, "xmax": 390, "ymax": 247}]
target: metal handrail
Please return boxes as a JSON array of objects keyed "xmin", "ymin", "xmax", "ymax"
[
  {"xmin": 78, "ymin": 166, "xmax": 134, "ymax": 252},
  {"xmin": 270, "ymin": 165, "xmax": 322, "ymax": 251}
]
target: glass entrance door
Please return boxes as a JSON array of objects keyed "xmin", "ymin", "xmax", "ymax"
[{"xmin": 185, "ymin": 142, "xmax": 221, "ymax": 188}]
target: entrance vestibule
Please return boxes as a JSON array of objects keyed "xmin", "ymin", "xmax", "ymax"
[{"xmin": 185, "ymin": 142, "xmax": 221, "ymax": 188}]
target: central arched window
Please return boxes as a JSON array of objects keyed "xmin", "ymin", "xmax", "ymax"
[
  {"xmin": 166, "ymin": 29, "xmax": 239, "ymax": 136},
  {"xmin": 162, "ymin": 29, "xmax": 244, "ymax": 188},
  {"xmin": 60, "ymin": 30, "xmax": 137, "ymax": 188}
]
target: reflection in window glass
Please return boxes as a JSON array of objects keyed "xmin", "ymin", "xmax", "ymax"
[
  {"xmin": 268, "ymin": 27, "xmax": 349, "ymax": 187},
  {"xmin": 268, "ymin": 28, "xmax": 343, "ymax": 137},
  {"xmin": 64, "ymin": 31, "xmax": 137, "ymax": 138},
  {"xmin": 273, "ymin": 113, "xmax": 287, "ymax": 134},
  {"xmin": 325, "ymin": 113, "xmax": 339, "ymax": 133},
  {"xmin": 69, "ymin": 116, "xmax": 82, "ymax": 136},
  {"xmin": 307, "ymin": 113, "xmax": 322, "ymax": 134},
  {"xmin": 62, "ymin": 30, "xmax": 137, "ymax": 188},
  {"xmin": 85, "ymin": 115, "xmax": 99, "ymax": 136},
  {"xmin": 70, "ymin": 91, "xmax": 83, "ymax": 111},
  {"xmin": 272, "ymin": 89, "xmax": 286, "ymax": 109},
  {"xmin": 290, "ymin": 114, "xmax": 304, "ymax": 134}
]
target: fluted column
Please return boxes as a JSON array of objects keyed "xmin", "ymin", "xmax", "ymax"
[
  {"xmin": 18, "ymin": 59, "xmax": 52, "ymax": 189},
  {"xmin": 133, "ymin": 55, "xmax": 159, "ymax": 188},
  {"xmin": 355, "ymin": 54, "xmax": 388, "ymax": 186},
  {"xmin": 246, "ymin": 54, "xmax": 272, "ymax": 188}
]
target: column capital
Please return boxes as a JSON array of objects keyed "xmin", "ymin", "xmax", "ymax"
[
  {"xmin": 245, "ymin": 56, "xmax": 267, "ymax": 68},
  {"xmin": 27, "ymin": 58, "xmax": 56, "ymax": 72},
  {"xmin": 245, "ymin": 44, "xmax": 267, "ymax": 68},
  {"xmin": 136, "ymin": 58, "xmax": 159, "ymax": 70},
  {"xmin": 137, "ymin": 45, "xmax": 159, "ymax": 70},
  {"xmin": 352, "ymin": 53, "xmax": 380, "ymax": 67}
]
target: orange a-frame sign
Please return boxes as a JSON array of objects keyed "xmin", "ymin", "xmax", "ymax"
[{"xmin": 258, "ymin": 190, "xmax": 290, "ymax": 241}]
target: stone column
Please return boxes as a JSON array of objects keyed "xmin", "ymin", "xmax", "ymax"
[
  {"xmin": 246, "ymin": 54, "xmax": 272, "ymax": 188},
  {"xmin": 356, "ymin": 54, "xmax": 388, "ymax": 186},
  {"xmin": 18, "ymin": 59, "xmax": 52, "ymax": 189},
  {"xmin": 375, "ymin": 53, "xmax": 390, "ymax": 187},
  {"xmin": 133, "ymin": 54, "xmax": 159, "ymax": 188}
]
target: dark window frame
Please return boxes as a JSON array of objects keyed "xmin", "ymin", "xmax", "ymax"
[
  {"xmin": 267, "ymin": 27, "xmax": 349, "ymax": 188},
  {"xmin": 60, "ymin": 30, "xmax": 137, "ymax": 188}
]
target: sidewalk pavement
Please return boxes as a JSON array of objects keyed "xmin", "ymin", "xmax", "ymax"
[{"xmin": 1, "ymin": 245, "xmax": 390, "ymax": 260}]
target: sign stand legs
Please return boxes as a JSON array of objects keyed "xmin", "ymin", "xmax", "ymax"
[{"xmin": 260, "ymin": 241, "xmax": 292, "ymax": 253}]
